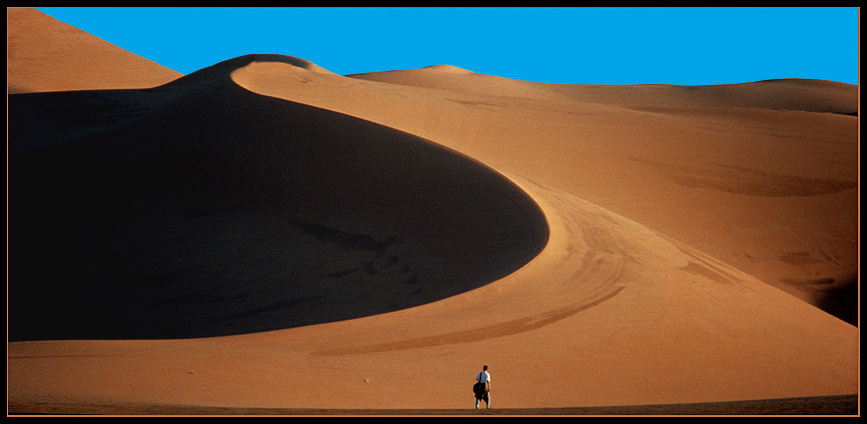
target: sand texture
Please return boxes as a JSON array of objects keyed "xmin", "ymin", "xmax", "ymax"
[
  {"xmin": 7, "ymin": 8, "xmax": 859, "ymax": 415},
  {"xmin": 7, "ymin": 8, "xmax": 182, "ymax": 94}
]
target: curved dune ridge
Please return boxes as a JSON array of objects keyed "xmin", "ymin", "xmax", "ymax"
[
  {"xmin": 7, "ymin": 11, "xmax": 859, "ymax": 413},
  {"xmin": 240, "ymin": 58, "xmax": 859, "ymax": 326},
  {"xmin": 9, "ymin": 54, "xmax": 549, "ymax": 341}
]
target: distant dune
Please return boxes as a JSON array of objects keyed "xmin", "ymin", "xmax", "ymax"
[
  {"xmin": 7, "ymin": 8, "xmax": 859, "ymax": 414},
  {"xmin": 350, "ymin": 67, "xmax": 858, "ymax": 115}
]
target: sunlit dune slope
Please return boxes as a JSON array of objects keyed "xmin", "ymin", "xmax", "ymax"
[
  {"xmin": 9, "ymin": 54, "xmax": 548, "ymax": 341},
  {"xmin": 350, "ymin": 66, "xmax": 858, "ymax": 115},
  {"xmin": 239, "ymin": 61, "xmax": 859, "ymax": 324},
  {"xmin": 6, "ymin": 8, "xmax": 182, "ymax": 93}
]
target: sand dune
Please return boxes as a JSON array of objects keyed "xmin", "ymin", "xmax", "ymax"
[
  {"xmin": 242, "ymin": 59, "xmax": 860, "ymax": 324},
  {"xmin": 350, "ymin": 66, "xmax": 858, "ymax": 115},
  {"xmin": 9, "ymin": 54, "xmax": 548, "ymax": 341},
  {"xmin": 6, "ymin": 8, "xmax": 182, "ymax": 93},
  {"xmin": 7, "ymin": 10, "xmax": 860, "ymax": 415}
]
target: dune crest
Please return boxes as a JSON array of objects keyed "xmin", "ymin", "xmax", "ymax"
[
  {"xmin": 422, "ymin": 64, "xmax": 475, "ymax": 73},
  {"xmin": 546, "ymin": 78, "xmax": 859, "ymax": 115}
]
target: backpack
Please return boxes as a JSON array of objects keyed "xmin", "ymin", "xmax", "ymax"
[
  {"xmin": 473, "ymin": 372, "xmax": 488, "ymax": 397},
  {"xmin": 473, "ymin": 382, "xmax": 486, "ymax": 397}
]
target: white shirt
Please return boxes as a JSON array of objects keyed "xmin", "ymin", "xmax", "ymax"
[{"xmin": 476, "ymin": 371, "xmax": 491, "ymax": 384}]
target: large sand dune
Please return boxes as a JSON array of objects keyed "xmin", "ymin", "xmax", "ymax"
[
  {"xmin": 9, "ymin": 54, "xmax": 548, "ymax": 341},
  {"xmin": 7, "ymin": 8, "xmax": 859, "ymax": 414}
]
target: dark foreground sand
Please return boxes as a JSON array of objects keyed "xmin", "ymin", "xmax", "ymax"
[{"xmin": 7, "ymin": 394, "xmax": 859, "ymax": 416}]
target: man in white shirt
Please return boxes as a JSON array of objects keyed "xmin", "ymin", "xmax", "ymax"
[{"xmin": 474, "ymin": 365, "xmax": 492, "ymax": 409}]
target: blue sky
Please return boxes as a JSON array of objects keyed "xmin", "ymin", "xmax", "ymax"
[{"xmin": 38, "ymin": 7, "xmax": 859, "ymax": 85}]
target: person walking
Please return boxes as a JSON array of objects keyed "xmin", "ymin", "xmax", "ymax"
[{"xmin": 474, "ymin": 365, "xmax": 491, "ymax": 409}]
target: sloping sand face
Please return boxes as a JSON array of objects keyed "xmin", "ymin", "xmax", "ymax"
[
  {"xmin": 9, "ymin": 55, "xmax": 548, "ymax": 341},
  {"xmin": 6, "ymin": 8, "xmax": 182, "ymax": 93},
  {"xmin": 255, "ymin": 63, "xmax": 860, "ymax": 325}
]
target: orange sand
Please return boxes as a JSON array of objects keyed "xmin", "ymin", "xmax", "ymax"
[
  {"xmin": 6, "ymin": 8, "xmax": 182, "ymax": 93},
  {"xmin": 7, "ymin": 8, "xmax": 859, "ymax": 413}
]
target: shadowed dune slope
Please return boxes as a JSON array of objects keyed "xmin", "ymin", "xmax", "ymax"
[
  {"xmin": 8, "ymin": 55, "xmax": 549, "ymax": 341},
  {"xmin": 6, "ymin": 8, "xmax": 182, "ymax": 94}
]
